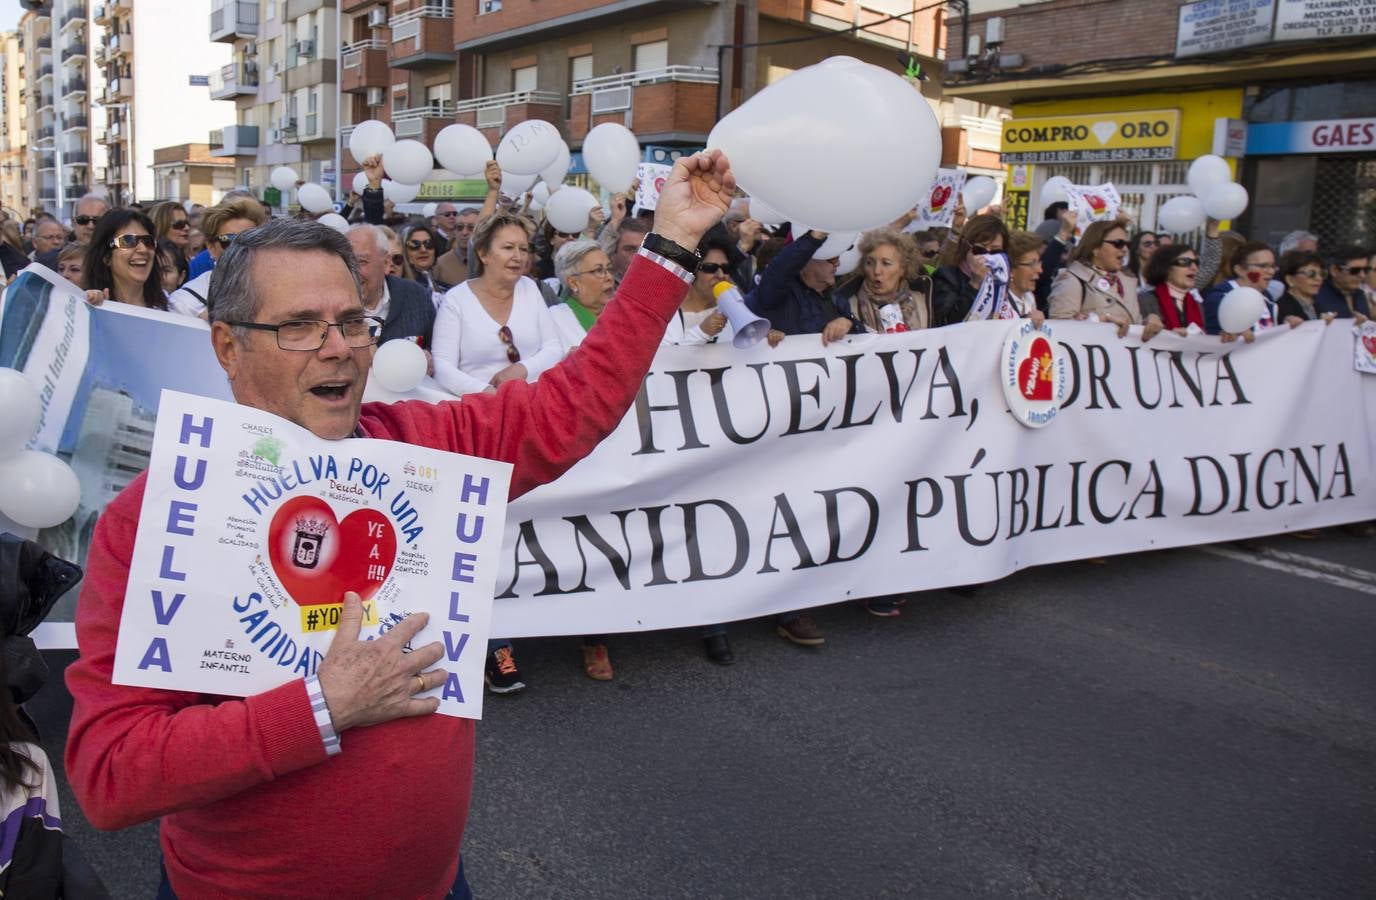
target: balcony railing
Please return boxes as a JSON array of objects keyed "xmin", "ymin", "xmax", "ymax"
[
  {"xmin": 62, "ymin": 5, "xmax": 88, "ymax": 29},
  {"xmin": 64, "ymin": 77, "xmax": 88, "ymax": 94},
  {"xmin": 209, "ymin": 62, "xmax": 260, "ymax": 99},
  {"xmin": 392, "ymin": 103, "xmax": 456, "ymax": 139},
  {"xmin": 37, "ymin": 93, "xmax": 54, "ymax": 110},
  {"xmin": 65, "ymin": 150, "xmax": 90, "ymax": 164},
  {"xmin": 63, "ymin": 114, "xmax": 89, "ymax": 131},
  {"xmin": 341, "ymin": 38, "xmax": 386, "ymax": 66},
  {"xmin": 209, "ymin": 124, "xmax": 260, "ymax": 156},
  {"xmin": 36, "ymin": 153, "xmax": 55, "ymax": 169},
  {"xmin": 94, "ymin": 4, "xmax": 109, "ymax": 24},
  {"xmin": 66, "ymin": 183, "xmax": 90, "ymax": 197},
  {"xmin": 35, "ymin": 127, "xmax": 55, "ymax": 143},
  {"xmin": 456, "ymin": 90, "xmax": 562, "ymax": 113},
  {"xmin": 107, "ymin": 33, "xmax": 132, "ymax": 56},
  {"xmin": 36, "ymin": 35, "xmax": 51, "ymax": 51},
  {"xmin": 571, "ymin": 66, "xmax": 719, "ymax": 97},
  {"xmin": 210, "ymin": 0, "xmax": 258, "ymax": 41},
  {"xmin": 37, "ymin": 63, "xmax": 53, "ymax": 79},
  {"xmin": 391, "ymin": 3, "xmax": 454, "ymax": 38},
  {"xmin": 61, "ymin": 42, "xmax": 88, "ymax": 62}
]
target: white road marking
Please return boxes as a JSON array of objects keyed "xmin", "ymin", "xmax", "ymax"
[{"xmin": 1201, "ymin": 545, "xmax": 1376, "ymax": 596}]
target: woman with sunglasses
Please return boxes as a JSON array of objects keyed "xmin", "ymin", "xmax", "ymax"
[
  {"xmin": 662, "ymin": 239, "xmax": 731, "ymax": 346},
  {"xmin": 1201, "ymin": 241, "xmax": 1280, "ymax": 340},
  {"xmin": 149, "ymin": 201, "xmax": 192, "ymax": 257},
  {"xmin": 932, "ymin": 214, "xmax": 1009, "ymax": 326},
  {"xmin": 1127, "ymin": 230, "xmax": 1161, "ymax": 279},
  {"xmin": 81, "ymin": 209, "xmax": 168, "ymax": 310},
  {"xmin": 400, "ymin": 223, "xmax": 441, "ymax": 292},
  {"xmin": 534, "ymin": 221, "xmax": 586, "ymax": 281},
  {"xmin": 1275, "ymin": 250, "xmax": 1336, "ymax": 326},
  {"xmin": 1137, "ymin": 243, "xmax": 1205, "ymax": 335},
  {"xmin": 168, "ymin": 196, "xmax": 267, "ymax": 318},
  {"xmin": 1049, "ymin": 220, "xmax": 1162, "ymax": 339}
]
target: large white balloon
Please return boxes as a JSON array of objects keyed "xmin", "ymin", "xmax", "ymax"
[
  {"xmin": 317, "ymin": 213, "xmax": 349, "ymax": 234},
  {"xmin": 793, "ymin": 225, "xmax": 857, "ymax": 260},
  {"xmin": 382, "ymin": 180, "xmax": 421, "ymax": 204},
  {"xmin": 348, "ymin": 119, "xmax": 395, "ymax": 162},
  {"xmin": 835, "ymin": 246, "xmax": 862, "ymax": 276},
  {"xmin": 749, "ymin": 195, "xmax": 785, "ymax": 226},
  {"xmin": 1203, "ymin": 182, "xmax": 1249, "ymax": 220},
  {"xmin": 269, "ymin": 166, "xmax": 299, "ymax": 193},
  {"xmin": 583, "ymin": 123, "xmax": 641, "ymax": 193},
  {"xmin": 433, "ymin": 124, "xmax": 492, "ymax": 177},
  {"xmin": 422, "ymin": 202, "xmax": 438, "ymax": 218},
  {"xmin": 297, "ymin": 183, "xmax": 333, "ymax": 214},
  {"xmin": 382, "ymin": 140, "xmax": 434, "ymax": 186},
  {"xmin": 496, "ymin": 119, "xmax": 562, "ymax": 176},
  {"xmin": 0, "ymin": 451, "xmax": 80, "ymax": 528},
  {"xmin": 498, "ymin": 171, "xmax": 537, "ymax": 199},
  {"xmin": 1157, "ymin": 195, "xmax": 1206, "ymax": 233},
  {"xmin": 0, "ymin": 368, "xmax": 41, "ymax": 456},
  {"xmin": 1039, "ymin": 175, "xmax": 1072, "ymax": 207},
  {"xmin": 544, "ymin": 186, "xmax": 598, "ymax": 233},
  {"xmin": 962, "ymin": 176, "xmax": 998, "ymax": 213},
  {"xmin": 1187, "ymin": 155, "xmax": 1232, "ymax": 196},
  {"xmin": 351, "ymin": 172, "xmax": 369, "ymax": 194},
  {"xmin": 708, "ymin": 57, "xmax": 941, "ymax": 232},
  {"xmin": 370, "ymin": 340, "xmax": 427, "ymax": 393},
  {"xmin": 531, "ymin": 181, "xmax": 552, "ymax": 206},
  {"xmin": 540, "ymin": 142, "xmax": 571, "ymax": 186},
  {"xmin": 1217, "ymin": 286, "xmax": 1268, "ymax": 334}
]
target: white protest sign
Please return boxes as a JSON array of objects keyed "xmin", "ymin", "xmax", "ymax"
[
  {"xmin": 1065, "ymin": 183, "xmax": 1122, "ymax": 228},
  {"xmin": 634, "ymin": 163, "xmax": 673, "ymax": 212},
  {"xmin": 908, "ymin": 168, "xmax": 966, "ymax": 231},
  {"xmin": 113, "ymin": 390, "xmax": 512, "ymax": 719},
  {"xmin": 1355, "ymin": 321, "xmax": 1376, "ymax": 374}
]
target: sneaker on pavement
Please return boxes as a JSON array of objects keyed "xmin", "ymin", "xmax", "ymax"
[
  {"xmin": 485, "ymin": 646, "xmax": 526, "ymax": 694},
  {"xmin": 860, "ymin": 598, "xmax": 901, "ymax": 618},
  {"xmin": 776, "ymin": 613, "xmax": 825, "ymax": 646}
]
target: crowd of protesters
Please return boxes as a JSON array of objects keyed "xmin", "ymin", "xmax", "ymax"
[{"xmin": 6, "ymin": 164, "xmax": 1376, "ymax": 689}]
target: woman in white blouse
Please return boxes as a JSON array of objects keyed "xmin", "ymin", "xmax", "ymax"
[{"xmin": 431, "ymin": 212, "xmax": 564, "ymax": 396}]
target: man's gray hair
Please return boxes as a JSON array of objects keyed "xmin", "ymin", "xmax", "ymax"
[
  {"xmin": 347, "ymin": 222, "xmax": 389, "ymax": 255},
  {"xmin": 554, "ymin": 239, "xmax": 603, "ymax": 288},
  {"xmin": 75, "ymin": 193, "xmax": 109, "ymax": 212},
  {"xmin": 208, "ymin": 219, "xmax": 360, "ymax": 339},
  {"xmin": 1279, "ymin": 230, "xmax": 1318, "ymax": 255}
]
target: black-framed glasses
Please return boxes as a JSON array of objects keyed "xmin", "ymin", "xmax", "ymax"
[
  {"xmin": 556, "ymin": 231, "xmax": 580, "ymax": 240},
  {"xmin": 214, "ymin": 232, "xmax": 243, "ymax": 248},
  {"xmin": 74, "ymin": 214, "xmax": 101, "ymax": 226},
  {"xmin": 1342, "ymin": 265, "xmax": 1372, "ymax": 275},
  {"xmin": 1171, "ymin": 257, "xmax": 1200, "ymax": 268},
  {"xmin": 109, "ymin": 234, "xmax": 156, "ymax": 250},
  {"xmin": 1103, "ymin": 239, "xmax": 1131, "ymax": 249},
  {"xmin": 498, "ymin": 325, "xmax": 520, "ymax": 363},
  {"xmin": 169, "ymin": 220, "xmax": 192, "ymax": 231},
  {"xmin": 969, "ymin": 244, "xmax": 999, "ymax": 256},
  {"xmin": 225, "ymin": 315, "xmax": 384, "ymax": 351},
  {"xmin": 697, "ymin": 262, "xmax": 727, "ymax": 275},
  {"xmin": 577, "ymin": 265, "xmax": 612, "ymax": 279},
  {"xmin": 407, "ymin": 239, "xmax": 435, "ymax": 250},
  {"xmin": 435, "ymin": 210, "xmax": 458, "ymax": 218},
  {"xmin": 390, "ymin": 253, "xmax": 405, "ymax": 267}
]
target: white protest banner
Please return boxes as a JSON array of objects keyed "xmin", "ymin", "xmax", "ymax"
[
  {"xmin": 1355, "ymin": 321, "xmax": 1376, "ymax": 374},
  {"xmin": 908, "ymin": 168, "xmax": 966, "ymax": 231},
  {"xmin": 0, "ymin": 267, "xmax": 92, "ymax": 453},
  {"xmin": 1064, "ymin": 183, "xmax": 1122, "ymax": 228},
  {"xmin": 112, "ymin": 390, "xmax": 512, "ymax": 719},
  {"xmin": 634, "ymin": 163, "xmax": 673, "ymax": 212}
]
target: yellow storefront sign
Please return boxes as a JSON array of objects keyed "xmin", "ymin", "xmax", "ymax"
[
  {"xmin": 415, "ymin": 179, "xmax": 490, "ymax": 201},
  {"xmin": 1001, "ymin": 110, "xmax": 1181, "ymax": 163}
]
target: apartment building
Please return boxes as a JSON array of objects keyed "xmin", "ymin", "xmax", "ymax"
[
  {"xmin": 22, "ymin": 7, "xmax": 56, "ymax": 213},
  {"xmin": 52, "ymin": 0, "xmax": 103, "ymax": 220},
  {"xmin": 94, "ymin": 0, "xmax": 234, "ymax": 204},
  {"xmin": 0, "ymin": 31, "xmax": 27, "ymax": 215},
  {"xmin": 208, "ymin": 0, "xmax": 339, "ymax": 198},
  {"xmin": 333, "ymin": 1, "xmax": 1000, "ymax": 198}
]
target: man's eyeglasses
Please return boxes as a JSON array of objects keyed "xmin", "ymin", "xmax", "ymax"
[
  {"xmin": 390, "ymin": 254, "xmax": 405, "ymax": 267},
  {"xmin": 498, "ymin": 325, "xmax": 521, "ymax": 364},
  {"xmin": 109, "ymin": 234, "xmax": 156, "ymax": 250},
  {"xmin": 697, "ymin": 262, "xmax": 727, "ymax": 275},
  {"xmin": 435, "ymin": 210, "xmax": 458, "ymax": 218},
  {"xmin": 1170, "ymin": 257, "xmax": 1200, "ymax": 268},
  {"xmin": 1103, "ymin": 239, "xmax": 1131, "ymax": 250},
  {"xmin": 407, "ymin": 239, "xmax": 435, "ymax": 250},
  {"xmin": 74, "ymin": 215, "xmax": 101, "ymax": 226},
  {"xmin": 214, "ymin": 232, "xmax": 243, "ymax": 248},
  {"xmin": 454, "ymin": 223, "xmax": 476, "ymax": 234},
  {"xmin": 169, "ymin": 220, "xmax": 192, "ymax": 231},
  {"xmin": 577, "ymin": 265, "xmax": 612, "ymax": 279},
  {"xmin": 1341, "ymin": 265, "xmax": 1372, "ymax": 275},
  {"xmin": 225, "ymin": 315, "xmax": 384, "ymax": 351}
]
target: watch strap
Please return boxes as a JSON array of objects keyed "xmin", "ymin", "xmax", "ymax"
[{"xmin": 641, "ymin": 232, "xmax": 702, "ymax": 273}]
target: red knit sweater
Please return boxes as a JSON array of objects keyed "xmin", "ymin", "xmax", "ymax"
[{"xmin": 64, "ymin": 256, "xmax": 690, "ymax": 899}]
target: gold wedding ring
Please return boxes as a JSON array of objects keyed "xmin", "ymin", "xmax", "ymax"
[{"xmin": 413, "ymin": 674, "xmax": 425, "ymax": 694}]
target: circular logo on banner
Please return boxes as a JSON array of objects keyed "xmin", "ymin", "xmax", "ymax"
[{"xmin": 1001, "ymin": 320, "xmax": 1069, "ymax": 428}]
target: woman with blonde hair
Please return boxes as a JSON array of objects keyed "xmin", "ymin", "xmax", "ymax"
[
  {"xmin": 149, "ymin": 201, "xmax": 192, "ymax": 256},
  {"xmin": 834, "ymin": 228, "xmax": 932, "ymax": 332}
]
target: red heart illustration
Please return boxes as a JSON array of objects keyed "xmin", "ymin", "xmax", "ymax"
[
  {"xmin": 1362, "ymin": 335, "xmax": 1376, "ymax": 357},
  {"xmin": 1086, "ymin": 194, "xmax": 1106, "ymax": 212},
  {"xmin": 1017, "ymin": 337, "xmax": 1054, "ymax": 401},
  {"xmin": 930, "ymin": 185, "xmax": 952, "ymax": 211},
  {"xmin": 266, "ymin": 495, "xmax": 397, "ymax": 607},
  {"xmin": 653, "ymin": 176, "xmax": 667, "ymax": 193}
]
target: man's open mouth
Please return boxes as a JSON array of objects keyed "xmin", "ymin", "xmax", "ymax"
[{"xmin": 310, "ymin": 382, "xmax": 350, "ymax": 400}]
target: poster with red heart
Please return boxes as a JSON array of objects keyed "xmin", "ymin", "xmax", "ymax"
[
  {"xmin": 633, "ymin": 163, "xmax": 674, "ymax": 213},
  {"xmin": 1064, "ymin": 183, "xmax": 1122, "ymax": 230},
  {"xmin": 1001, "ymin": 320, "xmax": 1070, "ymax": 428},
  {"xmin": 112, "ymin": 390, "xmax": 512, "ymax": 720},
  {"xmin": 908, "ymin": 168, "xmax": 967, "ymax": 232},
  {"xmin": 1354, "ymin": 321, "xmax": 1376, "ymax": 375}
]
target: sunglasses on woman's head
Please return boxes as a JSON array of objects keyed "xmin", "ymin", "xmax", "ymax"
[
  {"xmin": 407, "ymin": 239, "xmax": 434, "ymax": 250},
  {"xmin": 697, "ymin": 262, "xmax": 727, "ymax": 275},
  {"xmin": 110, "ymin": 234, "xmax": 156, "ymax": 250},
  {"xmin": 1103, "ymin": 239, "xmax": 1131, "ymax": 249}
]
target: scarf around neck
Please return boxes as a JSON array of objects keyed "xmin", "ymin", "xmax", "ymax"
[
  {"xmin": 562, "ymin": 291, "xmax": 599, "ymax": 332},
  {"xmin": 854, "ymin": 282, "xmax": 926, "ymax": 331},
  {"xmin": 1154, "ymin": 282, "xmax": 1203, "ymax": 330}
]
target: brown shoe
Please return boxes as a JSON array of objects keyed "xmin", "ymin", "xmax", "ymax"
[
  {"xmin": 776, "ymin": 613, "xmax": 825, "ymax": 646},
  {"xmin": 582, "ymin": 643, "xmax": 613, "ymax": 681}
]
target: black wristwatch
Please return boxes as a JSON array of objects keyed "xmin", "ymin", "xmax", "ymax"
[{"xmin": 641, "ymin": 232, "xmax": 702, "ymax": 272}]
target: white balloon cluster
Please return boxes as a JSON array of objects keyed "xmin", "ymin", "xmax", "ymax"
[
  {"xmin": 1157, "ymin": 155, "xmax": 1250, "ymax": 233},
  {"xmin": 0, "ymin": 369, "xmax": 80, "ymax": 529}
]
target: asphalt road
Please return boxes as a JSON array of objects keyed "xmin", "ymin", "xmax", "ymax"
[{"xmin": 29, "ymin": 530, "xmax": 1376, "ymax": 899}]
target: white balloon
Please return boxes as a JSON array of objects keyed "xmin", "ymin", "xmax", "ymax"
[
  {"xmin": 540, "ymin": 142, "xmax": 571, "ymax": 186},
  {"xmin": 1187, "ymin": 155, "xmax": 1232, "ymax": 196},
  {"xmin": 962, "ymin": 176, "xmax": 998, "ymax": 213},
  {"xmin": 382, "ymin": 180, "xmax": 421, "ymax": 204},
  {"xmin": 348, "ymin": 120, "xmax": 395, "ymax": 163},
  {"xmin": 1039, "ymin": 175, "xmax": 1072, "ymax": 207},
  {"xmin": 793, "ymin": 225, "xmax": 857, "ymax": 260},
  {"xmin": 749, "ymin": 195, "xmax": 785, "ymax": 226},
  {"xmin": 382, "ymin": 140, "xmax": 434, "ymax": 186},
  {"xmin": 531, "ymin": 182, "xmax": 551, "ymax": 206},
  {"xmin": 835, "ymin": 246, "xmax": 862, "ymax": 276},
  {"xmin": 583, "ymin": 123, "xmax": 641, "ymax": 193},
  {"xmin": 269, "ymin": 166, "xmax": 299, "ymax": 193},
  {"xmin": 1203, "ymin": 182, "xmax": 1249, "ymax": 220},
  {"xmin": 544, "ymin": 186, "xmax": 598, "ymax": 233},
  {"xmin": 317, "ymin": 213, "xmax": 349, "ymax": 234},
  {"xmin": 708, "ymin": 57, "xmax": 941, "ymax": 232},
  {"xmin": 433, "ymin": 124, "xmax": 493, "ymax": 177},
  {"xmin": 370, "ymin": 340, "xmax": 427, "ymax": 394},
  {"xmin": 297, "ymin": 183, "xmax": 333, "ymax": 214},
  {"xmin": 351, "ymin": 172, "xmax": 369, "ymax": 194},
  {"xmin": 496, "ymin": 119, "xmax": 562, "ymax": 176},
  {"xmin": 422, "ymin": 202, "xmax": 438, "ymax": 218},
  {"xmin": 1157, "ymin": 195, "xmax": 1206, "ymax": 233},
  {"xmin": 499, "ymin": 171, "xmax": 537, "ymax": 199},
  {"xmin": 0, "ymin": 368, "xmax": 41, "ymax": 456},
  {"xmin": 1217, "ymin": 286, "xmax": 1269, "ymax": 334},
  {"xmin": 0, "ymin": 451, "xmax": 80, "ymax": 528}
]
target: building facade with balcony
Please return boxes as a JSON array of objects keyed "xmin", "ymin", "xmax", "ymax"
[
  {"xmin": 21, "ymin": 8, "xmax": 55, "ymax": 213},
  {"xmin": 94, "ymin": 0, "xmax": 234, "ymax": 203},
  {"xmin": 150, "ymin": 142, "xmax": 237, "ymax": 203},
  {"xmin": 0, "ymin": 30, "xmax": 27, "ymax": 216}
]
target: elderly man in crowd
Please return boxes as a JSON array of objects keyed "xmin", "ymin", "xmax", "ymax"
[
  {"xmin": 1317, "ymin": 245, "xmax": 1372, "ymax": 319},
  {"xmin": 347, "ymin": 222, "xmax": 436, "ymax": 348},
  {"xmin": 72, "ymin": 194, "xmax": 110, "ymax": 244},
  {"xmin": 606, "ymin": 217, "xmax": 651, "ymax": 286},
  {"xmin": 64, "ymin": 149, "xmax": 735, "ymax": 899},
  {"xmin": 430, "ymin": 201, "xmax": 458, "ymax": 255},
  {"xmin": 30, "ymin": 217, "xmax": 66, "ymax": 260}
]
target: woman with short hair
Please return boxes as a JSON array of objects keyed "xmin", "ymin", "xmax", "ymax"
[
  {"xmin": 1137, "ymin": 242, "xmax": 1205, "ymax": 334},
  {"xmin": 835, "ymin": 227, "xmax": 933, "ymax": 332},
  {"xmin": 1275, "ymin": 250, "xmax": 1332, "ymax": 326},
  {"xmin": 1201, "ymin": 241, "xmax": 1279, "ymax": 339}
]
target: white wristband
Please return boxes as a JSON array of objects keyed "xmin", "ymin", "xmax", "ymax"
[{"xmin": 305, "ymin": 675, "xmax": 341, "ymax": 757}]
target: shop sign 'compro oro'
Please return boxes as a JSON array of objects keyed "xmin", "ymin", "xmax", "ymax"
[{"xmin": 1000, "ymin": 110, "xmax": 1181, "ymax": 163}]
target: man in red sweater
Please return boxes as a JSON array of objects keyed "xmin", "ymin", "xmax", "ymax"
[{"xmin": 65, "ymin": 152, "xmax": 736, "ymax": 898}]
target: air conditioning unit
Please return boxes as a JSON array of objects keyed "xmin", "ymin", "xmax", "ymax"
[
  {"xmin": 367, "ymin": 8, "xmax": 387, "ymax": 27},
  {"xmin": 268, "ymin": 127, "xmax": 280, "ymax": 143},
  {"xmin": 366, "ymin": 86, "xmax": 384, "ymax": 106},
  {"xmin": 296, "ymin": 40, "xmax": 315, "ymax": 58},
  {"xmin": 482, "ymin": 0, "xmax": 500, "ymax": 12}
]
